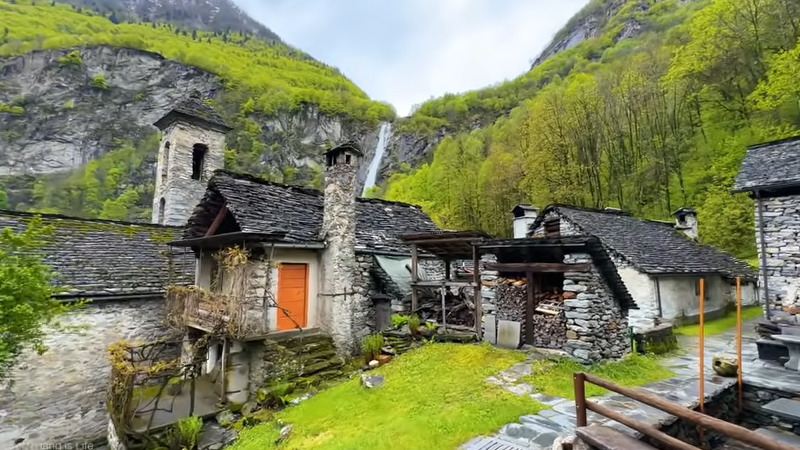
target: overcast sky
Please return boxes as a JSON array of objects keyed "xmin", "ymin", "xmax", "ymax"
[{"xmin": 234, "ymin": 0, "xmax": 588, "ymax": 116}]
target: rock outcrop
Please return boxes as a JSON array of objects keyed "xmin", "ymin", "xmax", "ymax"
[{"xmin": 0, "ymin": 46, "xmax": 220, "ymax": 176}]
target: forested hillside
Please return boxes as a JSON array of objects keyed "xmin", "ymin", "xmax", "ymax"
[
  {"xmin": 379, "ymin": 0, "xmax": 800, "ymax": 259},
  {"xmin": 0, "ymin": 0, "xmax": 393, "ymax": 221}
]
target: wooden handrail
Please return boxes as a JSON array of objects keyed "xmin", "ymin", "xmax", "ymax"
[{"xmin": 573, "ymin": 372, "xmax": 795, "ymax": 450}]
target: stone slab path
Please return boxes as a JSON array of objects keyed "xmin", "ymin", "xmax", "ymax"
[{"xmin": 463, "ymin": 320, "xmax": 780, "ymax": 450}]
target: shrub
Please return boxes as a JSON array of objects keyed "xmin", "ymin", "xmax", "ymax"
[
  {"xmin": 408, "ymin": 314, "xmax": 421, "ymax": 335},
  {"xmin": 90, "ymin": 73, "xmax": 108, "ymax": 90},
  {"xmin": 361, "ymin": 333, "xmax": 384, "ymax": 362},
  {"xmin": 166, "ymin": 415, "xmax": 203, "ymax": 449},
  {"xmin": 390, "ymin": 314, "xmax": 409, "ymax": 328},
  {"xmin": 424, "ymin": 321, "xmax": 437, "ymax": 331},
  {"xmin": 57, "ymin": 49, "xmax": 82, "ymax": 67}
]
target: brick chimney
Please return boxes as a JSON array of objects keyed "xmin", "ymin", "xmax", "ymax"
[
  {"xmin": 319, "ymin": 141, "xmax": 363, "ymax": 354},
  {"xmin": 511, "ymin": 204, "xmax": 538, "ymax": 238},
  {"xmin": 673, "ymin": 207, "xmax": 698, "ymax": 241}
]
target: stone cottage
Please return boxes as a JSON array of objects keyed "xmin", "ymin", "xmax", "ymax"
[
  {"xmin": 479, "ymin": 236, "xmax": 636, "ymax": 362},
  {"xmin": 528, "ymin": 205, "xmax": 758, "ymax": 332},
  {"xmin": 0, "ymin": 211, "xmax": 193, "ymax": 448},
  {"xmin": 167, "ymin": 141, "xmax": 440, "ymax": 404},
  {"xmin": 733, "ymin": 136, "xmax": 800, "ymax": 313}
]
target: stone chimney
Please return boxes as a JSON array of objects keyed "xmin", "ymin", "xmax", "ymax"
[
  {"xmin": 511, "ymin": 204, "xmax": 538, "ymax": 238},
  {"xmin": 319, "ymin": 141, "xmax": 363, "ymax": 354},
  {"xmin": 673, "ymin": 207, "xmax": 698, "ymax": 241}
]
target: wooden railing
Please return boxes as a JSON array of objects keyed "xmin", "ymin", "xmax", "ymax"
[{"xmin": 573, "ymin": 372, "xmax": 795, "ymax": 450}]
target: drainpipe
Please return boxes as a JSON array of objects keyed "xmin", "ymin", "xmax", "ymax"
[
  {"xmin": 654, "ymin": 277, "xmax": 663, "ymax": 319},
  {"xmin": 755, "ymin": 190, "xmax": 771, "ymax": 320}
]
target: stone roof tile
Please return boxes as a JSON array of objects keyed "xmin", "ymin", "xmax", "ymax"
[
  {"xmin": 0, "ymin": 211, "xmax": 195, "ymax": 299},
  {"xmin": 185, "ymin": 171, "xmax": 440, "ymax": 254},
  {"xmin": 531, "ymin": 205, "xmax": 756, "ymax": 280},
  {"xmin": 734, "ymin": 135, "xmax": 800, "ymax": 192}
]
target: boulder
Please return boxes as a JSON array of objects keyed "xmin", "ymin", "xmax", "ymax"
[
  {"xmin": 360, "ymin": 374, "xmax": 384, "ymax": 389},
  {"xmin": 712, "ymin": 355, "xmax": 738, "ymax": 377}
]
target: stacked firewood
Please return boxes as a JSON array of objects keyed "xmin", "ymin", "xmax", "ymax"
[
  {"xmin": 532, "ymin": 313, "xmax": 567, "ymax": 349},
  {"xmin": 492, "ymin": 278, "xmax": 567, "ymax": 348},
  {"xmin": 413, "ymin": 287, "xmax": 476, "ymax": 328}
]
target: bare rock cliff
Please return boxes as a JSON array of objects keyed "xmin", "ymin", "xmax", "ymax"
[{"xmin": 0, "ymin": 46, "xmax": 219, "ymax": 176}]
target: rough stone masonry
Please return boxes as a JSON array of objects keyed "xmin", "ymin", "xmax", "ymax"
[
  {"xmin": 757, "ymin": 194, "xmax": 800, "ymax": 310},
  {"xmin": 562, "ymin": 253, "xmax": 630, "ymax": 363},
  {"xmin": 0, "ymin": 298, "xmax": 173, "ymax": 448}
]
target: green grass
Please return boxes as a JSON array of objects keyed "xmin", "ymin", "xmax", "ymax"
[
  {"xmin": 673, "ymin": 306, "xmax": 763, "ymax": 336},
  {"xmin": 231, "ymin": 343, "xmax": 542, "ymax": 450},
  {"xmin": 746, "ymin": 258, "xmax": 759, "ymax": 269},
  {"xmin": 523, "ymin": 353, "xmax": 675, "ymax": 399}
]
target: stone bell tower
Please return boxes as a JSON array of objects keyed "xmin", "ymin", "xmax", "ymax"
[
  {"xmin": 319, "ymin": 141, "xmax": 364, "ymax": 354},
  {"xmin": 151, "ymin": 92, "xmax": 231, "ymax": 226}
]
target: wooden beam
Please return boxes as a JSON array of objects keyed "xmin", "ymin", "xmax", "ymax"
[
  {"xmin": 526, "ymin": 271, "xmax": 535, "ymax": 345},
  {"xmin": 411, "ymin": 244, "xmax": 419, "ymax": 312},
  {"xmin": 486, "ymin": 262, "xmax": 591, "ymax": 273},
  {"xmin": 411, "ymin": 280, "xmax": 477, "ymax": 288},
  {"xmin": 444, "ymin": 258, "xmax": 451, "ymax": 281},
  {"xmin": 205, "ymin": 204, "xmax": 229, "ymax": 237},
  {"xmin": 473, "ymin": 244, "xmax": 482, "ymax": 340}
]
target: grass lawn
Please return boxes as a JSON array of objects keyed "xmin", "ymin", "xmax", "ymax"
[
  {"xmin": 523, "ymin": 353, "xmax": 675, "ymax": 399},
  {"xmin": 673, "ymin": 306, "xmax": 763, "ymax": 336},
  {"xmin": 231, "ymin": 343, "xmax": 543, "ymax": 450}
]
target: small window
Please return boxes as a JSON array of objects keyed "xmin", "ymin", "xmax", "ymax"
[
  {"xmin": 158, "ymin": 198, "xmax": 166, "ymax": 224},
  {"xmin": 345, "ymin": 154, "xmax": 351, "ymax": 164},
  {"xmin": 161, "ymin": 142, "xmax": 170, "ymax": 182},
  {"xmin": 192, "ymin": 144, "xmax": 208, "ymax": 180}
]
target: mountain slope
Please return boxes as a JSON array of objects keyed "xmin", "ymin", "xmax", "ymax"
[
  {"xmin": 58, "ymin": 0, "xmax": 282, "ymax": 41},
  {"xmin": 378, "ymin": 0, "xmax": 800, "ymax": 259},
  {"xmin": 0, "ymin": 0, "xmax": 393, "ymax": 220}
]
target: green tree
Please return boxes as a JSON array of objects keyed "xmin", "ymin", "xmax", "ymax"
[{"xmin": 0, "ymin": 217, "xmax": 66, "ymax": 378}]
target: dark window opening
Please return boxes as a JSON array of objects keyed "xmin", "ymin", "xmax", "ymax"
[
  {"xmin": 544, "ymin": 218, "xmax": 561, "ymax": 237},
  {"xmin": 158, "ymin": 197, "xmax": 166, "ymax": 224},
  {"xmin": 161, "ymin": 142, "xmax": 170, "ymax": 182},
  {"xmin": 345, "ymin": 154, "xmax": 351, "ymax": 164},
  {"xmin": 192, "ymin": 144, "xmax": 208, "ymax": 180}
]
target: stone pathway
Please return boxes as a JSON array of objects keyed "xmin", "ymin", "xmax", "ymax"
[{"xmin": 463, "ymin": 321, "xmax": 766, "ymax": 450}]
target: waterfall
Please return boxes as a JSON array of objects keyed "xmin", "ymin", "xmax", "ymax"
[{"xmin": 361, "ymin": 122, "xmax": 392, "ymax": 196}]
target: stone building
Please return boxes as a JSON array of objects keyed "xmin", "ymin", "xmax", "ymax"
[
  {"xmin": 480, "ymin": 236, "xmax": 635, "ymax": 362},
  {"xmin": 168, "ymin": 141, "xmax": 440, "ymax": 403},
  {"xmin": 734, "ymin": 136, "xmax": 800, "ymax": 312},
  {"xmin": 527, "ymin": 204, "xmax": 758, "ymax": 332},
  {"xmin": 151, "ymin": 91, "xmax": 230, "ymax": 226},
  {"xmin": 0, "ymin": 211, "xmax": 194, "ymax": 448}
]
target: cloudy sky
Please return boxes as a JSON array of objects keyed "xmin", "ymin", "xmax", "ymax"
[{"xmin": 234, "ymin": 0, "xmax": 588, "ymax": 116}]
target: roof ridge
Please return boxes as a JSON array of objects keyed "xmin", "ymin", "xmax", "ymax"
[
  {"xmin": 746, "ymin": 134, "xmax": 800, "ymax": 150},
  {"xmin": 0, "ymin": 209, "xmax": 183, "ymax": 229},
  {"xmin": 212, "ymin": 169, "xmax": 429, "ymax": 209},
  {"xmin": 548, "ymin": 203, "xmax": 632, "ymax": 216}
]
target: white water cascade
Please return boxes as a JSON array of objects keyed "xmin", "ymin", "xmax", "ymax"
[{"xmin": 361, "ymin": 122, "xmax": 392, "ymax": 196}]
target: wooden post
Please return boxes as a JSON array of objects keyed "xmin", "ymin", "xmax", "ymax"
[
  {"xmin": 526, "ymin": 271, "xmax": 535, "ymax": 345},
  {"xmin": 736, "ymin": 277, "xmax": 743, "ymax": 413},
  {"xmin": 574, "ymin": 372, "xmax": 587, "ymax": 427},
  {"xmin": 444, "ymin": 258, "xmax": 451, "ymax": 281},
  {"xmin": 411, "ymin": 244, "xmax": 419, "ymax": 312},
  {"xmin": 698, "ymin": 277, "xmax": 706, "ymax": 443},
  {"xmin": 473, "ymin": 244, "xmax": 482, "ymax": 339},
  {"xmin": 220, "ymin": 338, "xmax": 228, "ymax": 400},
  {"xmin": 440, "ymin": 281, "xmax": 447, "ymax": 332}
]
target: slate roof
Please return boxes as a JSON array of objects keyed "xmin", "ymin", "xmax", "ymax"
[
  {"xmin": 530, "ymin": 205, "xmax": 757, "ymax": 280},
  {"xmin": 0, "ymin": 210, "xmax": 195, "ymax": 299},
  {"xmin": 184, "ymin": 171, "xmax": 440, "ymax": 254},
  {"xmin": 153, "ymin": 93, "xmax": 232, "ymax": 131},
  {"xmin": 733, "ymin": 135, "xmax": 800, "ymax": 193}
]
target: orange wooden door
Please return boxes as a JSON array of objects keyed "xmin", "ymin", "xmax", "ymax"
[{"xmin": 277, "ymin": 263, "xmax": 308, "ymax": 330}]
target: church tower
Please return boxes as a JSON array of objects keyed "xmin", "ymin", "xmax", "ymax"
[{"xmin": 152, "ymin": 92, "xmax": 231, "ymax": 226}]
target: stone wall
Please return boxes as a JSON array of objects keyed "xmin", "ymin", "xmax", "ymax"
[
  {"xmin": 563, "ymin": 253, "xmax": 630, "ymax": 362},
  {"xmin": 152, "ymin": 120, "xmax": 226, "ymax": 226},
  {"xmin": 247, "ymin": 334, "xmax": 347, "ymax": 403},
  {"xmin": 756, "ymin": 194, "xmax": 800, "ymax": 310},
  {"xmin": 0, "ymin": 298, "xmax": 174, "ymax": 448},
  {"xmin": 353, "ymin": 253, "xmax": 380, "ymax": 338},
  {"xmin": 741, "ymin": 383, "xmax": 800, "ymax": 434}
]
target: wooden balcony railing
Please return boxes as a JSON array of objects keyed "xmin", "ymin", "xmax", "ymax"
[{"xmin": 573, "ymin": 372, "xmax": 795, "ymax": 450}]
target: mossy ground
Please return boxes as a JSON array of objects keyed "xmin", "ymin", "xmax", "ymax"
[
  {"xmin": 231, "ymin": 343, "xmax": 542, "ymax": 450},
  {"xmin": 673, "ymin": 306, "xmax": 763, "ymax": 336},
  {"xmin": 523, "ymin": 353, "xmax": 675, "ymax": 399}
]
